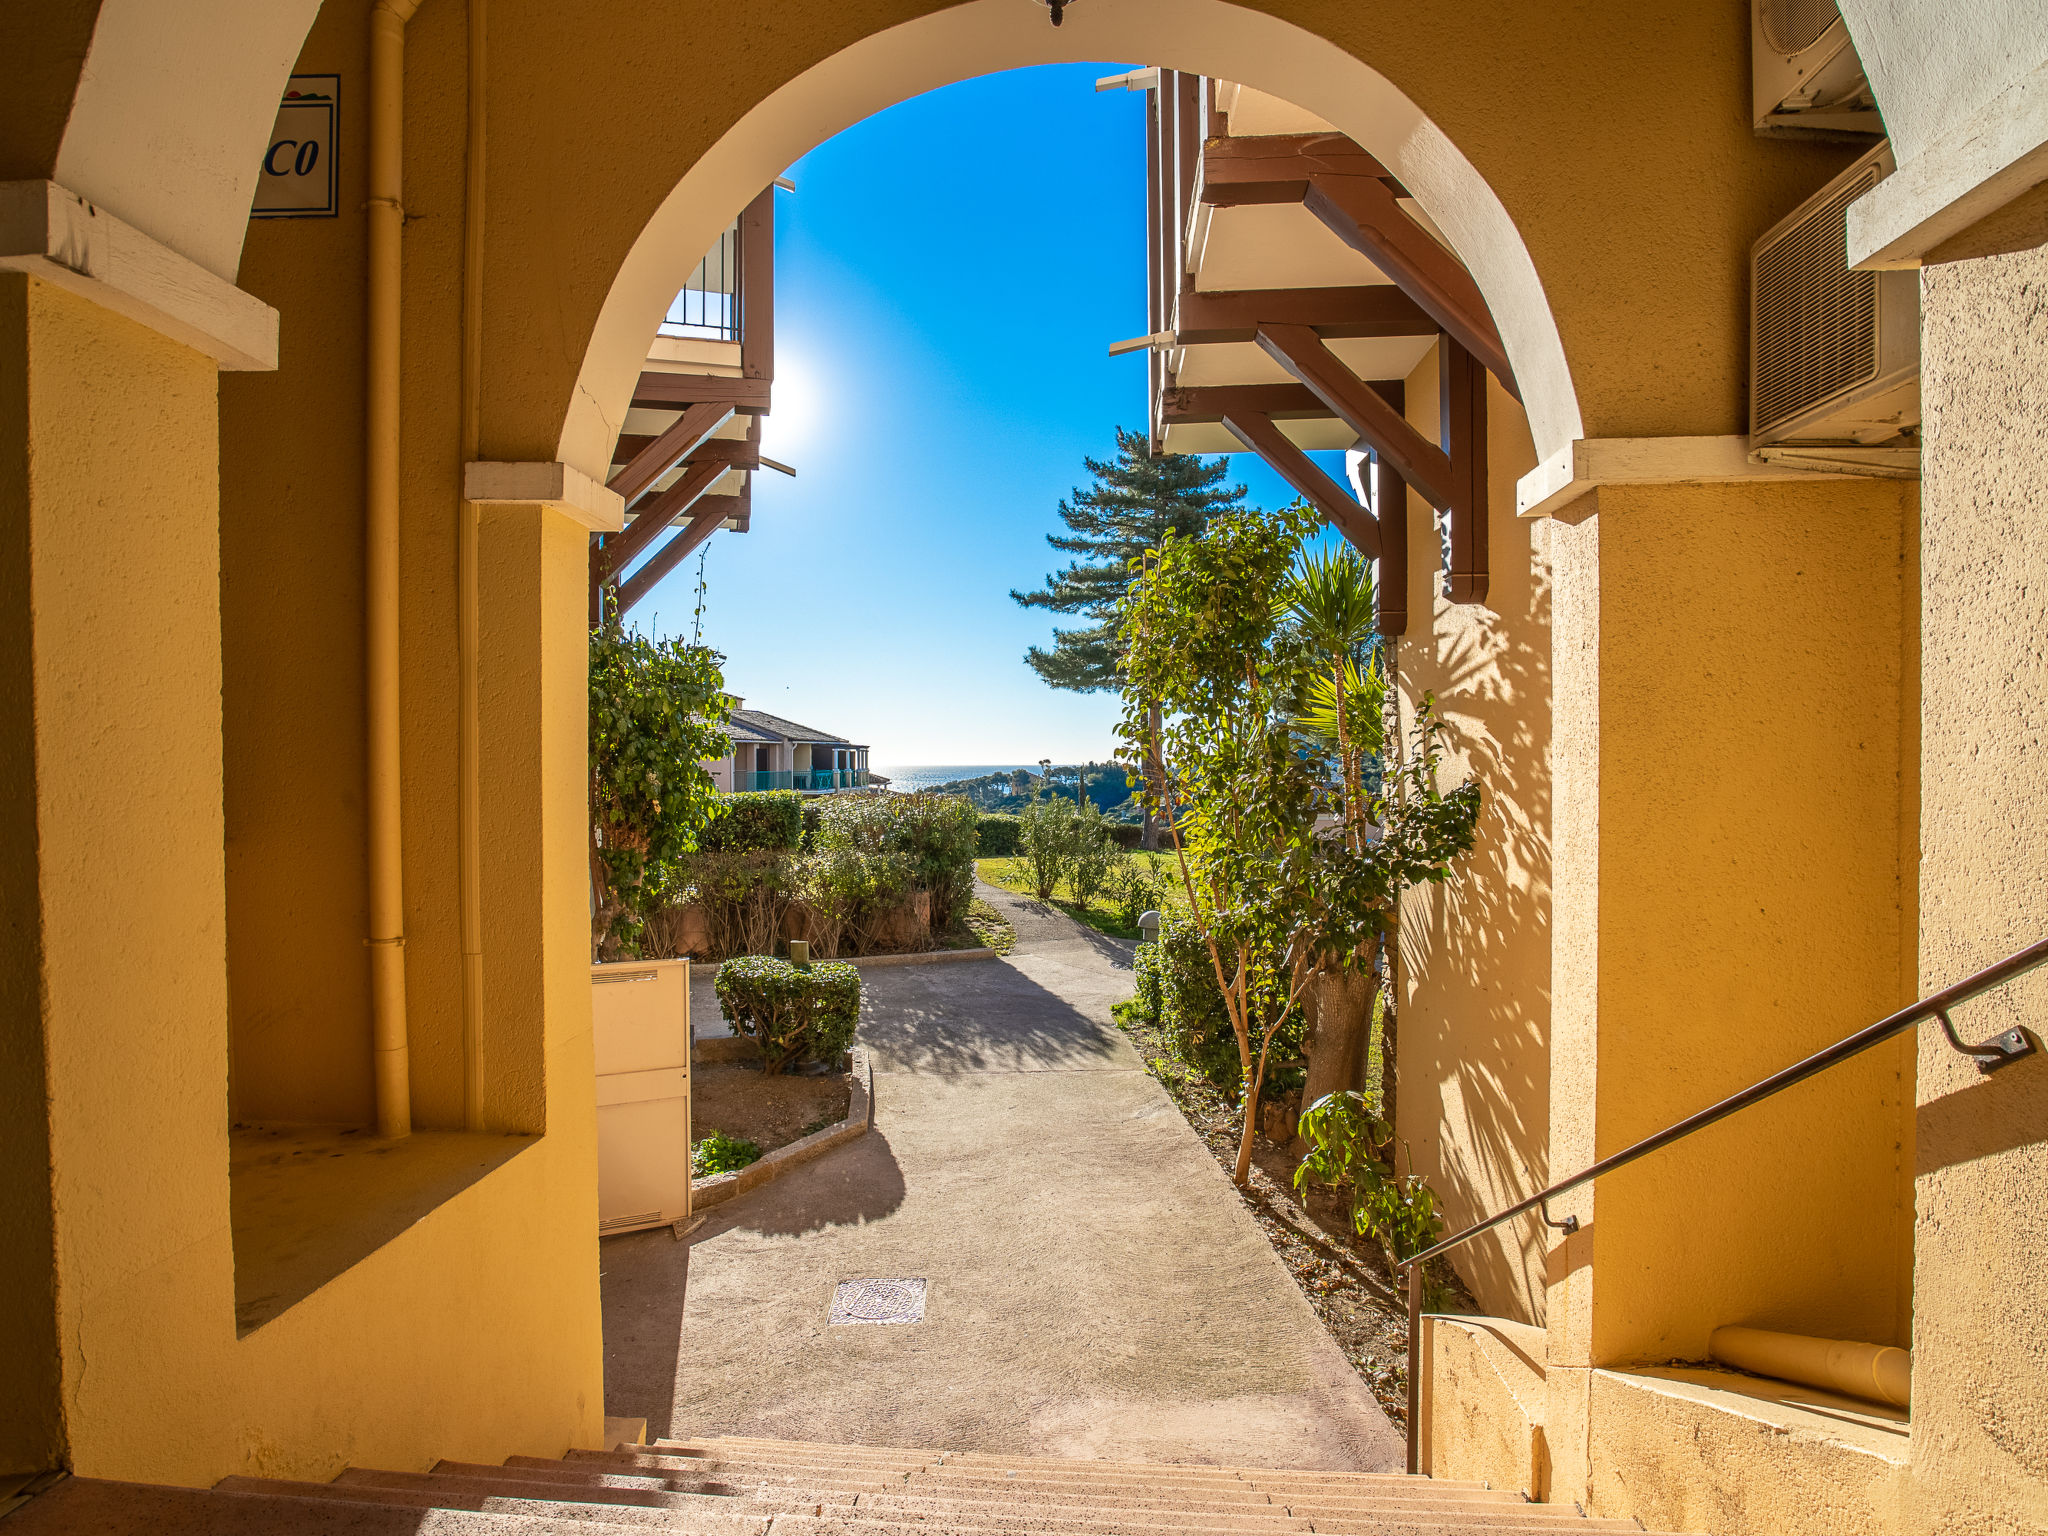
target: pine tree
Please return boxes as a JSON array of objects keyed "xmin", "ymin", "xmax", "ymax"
[{"xmin": 1010, "ymin": 427, "xmax": 1250, "ymax": 692}]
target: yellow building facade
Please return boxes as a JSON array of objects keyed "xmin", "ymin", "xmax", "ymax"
[{"xmin": 3, "ymin": 3, "xmax": 2045, "ymax": 1533}]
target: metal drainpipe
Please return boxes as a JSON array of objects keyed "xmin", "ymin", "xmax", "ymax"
[
  {"xmin": 458, "ymin": 0, "xmax": 488, "ymax": 1130},
  {"xmin": 367, "ymin": 0, "xmax": 422, "ymax": 1138}
]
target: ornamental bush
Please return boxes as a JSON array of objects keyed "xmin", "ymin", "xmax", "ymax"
[
  {"xmin": 1152, "ymin": 908, "xmax": 1308, "ymax": 1097},
  {"xmin": 977, "ymin": 814, "xmax": 1022, "ymax": 857},
  {"xmin": 713, "ymin": 955, "xmax": 862, "ymax": 1074},
  {"xmin": 700, "ymin": 790, "xmax": 803, "ymax": 852}
]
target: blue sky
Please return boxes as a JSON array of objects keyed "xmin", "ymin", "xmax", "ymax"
[{"xmin": 626, "ymin": 63, "xmax": 1345, "ymax": 767}]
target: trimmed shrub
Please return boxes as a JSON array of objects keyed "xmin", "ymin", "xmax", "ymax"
[
  {"xmin": 977, "ymin": 814, "xmax": 1021, "ymax": 857},
  {"xmin": 813, "ymin": 793, "xmax": 980, "ymax": 937},
  {"xmin": 1132, "ymin": 940, "xmax": 1165, "ymax": 1021},
  {"xmin": 1155, "ymin": 908, "xmax": 1239, "ymax": 1086},
  {"xmin": 1108, "ymin": 824, "xmax": 1144, "ymax": 849},
  {"xmin": 1148, "ymin": 909, "xmax": 1310, "ymax": 1098},
  {"xmin": 700, "ymin": 791, "xmax": 803, "ymax": 852},
  {"xmin": 713, "ymin": 955, "xmax": 862, "ymax": 1074}
]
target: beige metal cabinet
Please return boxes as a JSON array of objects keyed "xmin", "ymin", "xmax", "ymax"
[{"xmin": 592, "ymin": 958, "xmax": 691, "ymax": 1235}]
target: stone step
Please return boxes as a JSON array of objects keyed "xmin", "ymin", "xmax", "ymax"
[
  {"xmin": 215, "ymin": 1477, "xmax": 772, "ymax": 1532},
  {"xmin": 589, "ymin": 1455, "xmax": 1537, "ymax": 1519},
  {"xmin": 2, "ymin": 1478, "xmax": 675, "ymax": 1536},
  {"xmin": 333, "ymin": 1466, "xmax": 765, "ymax": 1507},
  {"xmin": 676, "ymin": 1440, "xmax": 1470, "ymax": 1490}
]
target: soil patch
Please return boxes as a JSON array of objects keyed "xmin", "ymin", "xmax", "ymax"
[
  {"xmin": 692, "ymin": 1063, "xmax": 852, "ymax": 1157},
  {"xmin": 1111, "ymin": 1006, "xmax": 1477, "ymax": 1428}
]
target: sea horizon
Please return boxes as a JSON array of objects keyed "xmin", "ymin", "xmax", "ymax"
[{"xmin": 871, "ymin": 762, "xmax": 1128, "ymax": 793}]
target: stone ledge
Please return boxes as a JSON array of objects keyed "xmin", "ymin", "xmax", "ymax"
[{"xmin": 691, "ymin": 1043, "xmax": 873, "ymax": 1212}]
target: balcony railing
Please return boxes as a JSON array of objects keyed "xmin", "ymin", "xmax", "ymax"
[
  {"xmin": 731, "ymin": 769, "xmax": 868, "ymax": 794},
  {"xmin": 659, "ymin": 218, "xmax": 740, "ymax": 342}
]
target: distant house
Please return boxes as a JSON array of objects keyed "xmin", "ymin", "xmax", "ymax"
[{"xmin": 705, "ymin": 702, "xmax": 871, "ymax": 794}]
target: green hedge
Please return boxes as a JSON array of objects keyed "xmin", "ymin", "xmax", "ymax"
[
  {"xmin": 977, "ymin": 814, "xmax": 1021, "ymax": 856},
  {"xmin": 700, "ymin": 790, "xmax": 803, "ymax": 852},
  {"xmin": 1108, "ymin": 823, "xmax": 1144, "ymax": 849},
  {"xmin": 713, "ymin": 955, "xmax": 861, "ymax": 1074},
  {"xmin": 1138, "ymin": 909, "xmax": 1307, "ymax": 1097}
]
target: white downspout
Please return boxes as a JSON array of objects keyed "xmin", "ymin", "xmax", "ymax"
[{"xmin": 367, "ymin": 0, "xmax": 420, "ymax": 1139}]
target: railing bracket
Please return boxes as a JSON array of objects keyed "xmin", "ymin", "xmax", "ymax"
[
  {"xmin": 1538, "ymin": 1197, "xmax": 1578, "ymax": 1235},
  {"xmin": 1935, "ymin": 1009, "xmax": 2037, "ymax": 1073}
]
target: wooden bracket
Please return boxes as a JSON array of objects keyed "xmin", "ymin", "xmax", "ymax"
[
  {"xmin": 1220, "ymin": 409, "xmax": 1378, "ymax": 559},
  {"xmin": 607, "ymin": 401, "xmax": 734, "ymax": 504},
  {"xmin": 1253, "ymin": 323, "xmax": 1452, "ymax": 509},
  {"xmin": 1301, "ymin": 173, "xmax": 1518, "ymax": 399},
  {"xmin": 593, "ymin": 457, "xmax": 726, "ymax": 583},
  {"xmin": 616, "ymin": 482, "xmax": 747, "ymax": 617}
]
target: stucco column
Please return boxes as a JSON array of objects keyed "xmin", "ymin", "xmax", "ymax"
[
  {"xmin": 1906, "ymin": 246, "xmax": 2048, "ymax": 1536},
  {"xmin": 1540, "ymin": 475, "xmax": 1920, "ymax": 1513},
  {"xmin": 476, "ymin": 501, "xmax": 600, "ymax": 1146},
  {"xmin": 0, "ymin": 272, "xmax": 237, "ymax": 1480}
]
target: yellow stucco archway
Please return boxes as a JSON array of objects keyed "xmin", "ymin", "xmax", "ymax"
[{"xmin": 555, "ymin": 0, "xmax": 1583, "ymax": 479}]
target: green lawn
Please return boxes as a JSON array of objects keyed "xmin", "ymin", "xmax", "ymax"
[{"xmin": 975, "ymin": 853, "xmax": 1188, "ymax": 942}]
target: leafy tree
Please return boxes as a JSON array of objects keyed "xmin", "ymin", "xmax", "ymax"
[
  {"xmin": 1013, "ymin": 426, "xmax": 1250, "ymax": 846},
  {"xmin": 1117, "ymin": 508, "xmax": 1481, "ymax": 1187},
  {"xmin": 1011, "ymin": 427, "xmax": 1250, "ymax": 691},
  {"xmin": 589, "ymin": 623, "xmax": 730, "ymax": 956}
]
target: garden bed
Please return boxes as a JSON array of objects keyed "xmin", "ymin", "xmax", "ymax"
[
  {"xmin": 692, "ymin": 1055, "xmax": 852, "ymax": 1161},
  {"xmin": 1111, "ymin": 1004, "xmax": 1476, "ymax": 1428}
]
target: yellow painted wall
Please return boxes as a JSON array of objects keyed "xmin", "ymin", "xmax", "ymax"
[
  {"xmin": 0, "ymin": 271, "xmax": 602, "ymax": 1487},
  {"xmin": 1906, "ymin": 242, "xmax": 2048, "ymax": 1536},
  {"xmin": 1541, "ymin": 474, "xmax": 1919, "ymax": 1518},
  {"xmin": 1395, "ymin": 344, "xmax": 1553, "ymax": 1324}
]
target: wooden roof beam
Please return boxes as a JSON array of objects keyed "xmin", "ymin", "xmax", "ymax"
[
  {"xmin": 1200, "ymin": 132, "xmax": 1395, "ymax": 203},
  {"xmin": 631, "ymin": 372, "xmax": 772, "ymax": 411},
  {"xmin": 1162, "ymin": 382, "xmax": 1343, "ymax": 425},
  {"xmin": 607, "ymin": 401, "xmax": 733, "ymax": 504},
  {"xmin": 1220, "ymin": 408, "xmax": 1379, "ymax": 559},
  {"xmin": 1440, "ymin": 335, "xmax": 1489, "ymax": 605},
  {"xmin": 1254, "ymin": 323, "xmax": 1453, "ymax": 509},
  {"xmin": 1301, "ymin": 172, "xmax": 1519, "ymax": 400},
  {"xmin": 1171, "ymin": 284, "xmax": 1433, "ymax": 345}
]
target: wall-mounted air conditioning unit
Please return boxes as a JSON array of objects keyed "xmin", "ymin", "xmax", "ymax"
[
  {"xmin": 1753, "ymin": 0, "xmax": 1881, "ymax": 137},
  {"xmin": 1750, "ymin": 141, "xmax": 1918, "ymax": 473}
]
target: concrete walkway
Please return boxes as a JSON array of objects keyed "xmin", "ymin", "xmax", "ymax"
[{"xmin": 599, "ymin": 882, "xmax": 1400, "ymax": 1470}]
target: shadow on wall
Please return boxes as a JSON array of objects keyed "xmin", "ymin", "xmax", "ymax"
[{"xmin": 1397, "ymin": 371, "xmax": 1554, "ymax": 1323}]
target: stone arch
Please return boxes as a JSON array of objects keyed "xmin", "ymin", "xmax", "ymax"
[{"xmin": 555, "ymin": 0, "xmax": 1583, "ymax": 480}]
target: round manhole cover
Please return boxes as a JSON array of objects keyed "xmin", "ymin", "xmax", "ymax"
[{"xmin": 829, "ymin": 1277, "xmax": 927, "ymax": 1326}]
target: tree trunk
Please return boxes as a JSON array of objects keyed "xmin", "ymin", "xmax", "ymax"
[{"xmin": 1300, "ymin": 960, "xmax": 1375, "ymax": 1112}]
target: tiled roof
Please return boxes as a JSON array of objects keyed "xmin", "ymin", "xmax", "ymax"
[
  {"xmin": 728, "ymin": 708, "xmax": 853, "ymax": 745},
  {"xmin": 722, "ymin": 717, "xmax": 778, "ymax": 744}
]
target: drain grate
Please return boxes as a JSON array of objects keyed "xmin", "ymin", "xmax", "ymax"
[{"xmin": 829, "ymin": 1278, "xmax": 927, "ymax": 1326}]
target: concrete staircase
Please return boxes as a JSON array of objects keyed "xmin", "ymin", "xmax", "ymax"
[{"xmin": 5, "ymin": 1434, "xmax": 1689, "ymax": 1534}]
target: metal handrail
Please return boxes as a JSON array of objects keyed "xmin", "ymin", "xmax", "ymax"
[{"xmin": 1391, "ymin": 934, "xmax": 2048, "ymax": 1472}]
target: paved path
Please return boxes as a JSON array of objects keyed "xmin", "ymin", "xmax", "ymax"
[{"xmin": 600, "ymin": 882, "xmax": 1400, "ymax": 1470}]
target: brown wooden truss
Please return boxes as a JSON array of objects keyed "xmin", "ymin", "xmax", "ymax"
[
  {"xmin": 1145, "ymin": 73, "xmax": 1502, "ymax": 619},
  {"xmin": 594, "ymin": 184, "xmax": 776, "ymax": 621}
]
